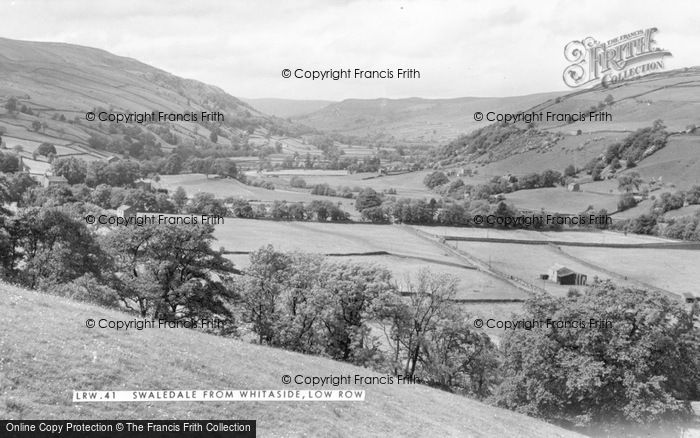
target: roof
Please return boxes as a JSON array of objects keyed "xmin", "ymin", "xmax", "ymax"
[
  {"xmin": 116, "ymin": 204, "xmax": 133, "ymax": 210},
  {"xmin": 550, "ymin": 263, "xmax": 577, "ymax": 277},
  {"xmin": 46, "ymin": 175, "xmax": 68, "ymax": 182},
  {"xmin": 556, "ymin": 268, "xmax": 577, "ymax": 277}
]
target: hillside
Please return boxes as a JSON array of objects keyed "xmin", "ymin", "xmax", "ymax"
[
  {"xmin": 295, "ymin": 93, "xmax": 565, "ymax": 146},
  {"xmin": 0, "ymin": 284, "xmax": 581, "ymax": 437},
  {"xmin": 0, "ymin": 37, "xmax": 309, "ymax": 166},
  {"xmin": 243, "ymin": 98, "xmax": 334, "ymax": 119}
]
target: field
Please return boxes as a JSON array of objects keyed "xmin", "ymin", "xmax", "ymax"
[
  {"xmin": 413, "ymin": 226, "xmax": 675, "ymax": 245},
  {"xmin": 503, "ymin": 187, "xmax": 620, "ymax": 214},
  {"xmin": 561, "ymin": 247, "xmax": 700, "ymax": 298},
  {"xmin": 0, "ymin": 284, "xmax": 580, "ymax": 437},
  {"xmin": 213, "ymin": 219, "xmax": 526, "ymax": 302},
  {"xmin": 629, "ymin": 134, "xmax": 700, "ymax": 190},
  {"xmin": 453, "ymin": 241, "xmax": 640, "ymax": 297},
  {"xmin": 246, "ymin": 169, "xmax": 438, "ymax": 199},
  {"xmin": 157, "ymin": 174, "xmax": 359, "ymax": 215}
]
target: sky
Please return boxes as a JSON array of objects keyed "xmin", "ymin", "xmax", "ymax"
[{"xmin": 2, "ymin": 0, "xmax": 699, "ymax": 101}]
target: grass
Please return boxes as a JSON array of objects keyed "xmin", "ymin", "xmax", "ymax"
[
  {"xmin": 454, "ymin": 241, "xmax": 637, "ymax": 297},
  {"xmin": 0, "ymin": 284, "xmax": 581, "ymax": 437},
  {"xmin": 157, "ymin": 174, "xmax": 358, "ymax": 214},
  {"xmin": 213, "ymin": 220, "xmax": 458, "ymax": 264},
  {"xmin": 414, "ymin": 226, "xmax": 675, "ymax": 245},
  {"xmin": 560, "ymin": 247, "xmax": 700, "ymax": 298},
  {"xmin": 212, "ymin": 220, "xmax": 525, "ymax": 301},
  {"xmin": 504, "ymin": 187, "xmax": 620, "ymax": 214},
  {"xmin": 243, "ymin": 170, "xmax": 438, "ymax": 200}
]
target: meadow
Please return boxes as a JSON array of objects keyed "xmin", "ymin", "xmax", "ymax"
[
  {"xmin": 453, "ymin": 241, "xmax": 640, "ymax": 297},
  {"xmin": 413, "ymin": 226, "xmax": 674, "ymax": 245},
  {"xmin": 212, "ymin": 219, "xmax": 527, "ymax": 302},
  {"xmin": 561, "ymin": 246, "xmax": 700, "ymax": 298}
]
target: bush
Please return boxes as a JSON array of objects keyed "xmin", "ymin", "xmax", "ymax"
[
  {"xmin": 290, "ymin": 176, "xmax": 307, "ymax": 188},
  {"xmin": 617, "ymin": 193, "xmax": 637, "ymax": 211},
  {"xmin": 423, "ymin": 171, "xmax": 449, "ymax": 189},
  {"xmin": 52, "ymin": 274, "xmax": 120, "ymax": 308}
]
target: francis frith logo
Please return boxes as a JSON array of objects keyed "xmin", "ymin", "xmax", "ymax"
[{"xmin": 563, "ymin": 28, "xmax": 672, "ymax": 88}]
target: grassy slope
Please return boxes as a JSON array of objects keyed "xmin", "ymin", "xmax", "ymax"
[
  {"xmin": 0, "ymin": 285, "xmax": 580, "ymax": 438},
  {"xmin": 296, "ymin": 93, "xmax": 566, "ymax": 145}
]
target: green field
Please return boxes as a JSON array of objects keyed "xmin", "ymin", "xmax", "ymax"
[{"xmin": 0, "ymin": 284, "xmax": 580, "ymax": 437}]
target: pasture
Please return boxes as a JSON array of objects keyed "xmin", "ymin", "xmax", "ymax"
[
  {"xmin": 212, "ymin": 219, "xmax": 528, "ymax": 302},
  {"xmin": 504, "ymin": 187, "xmax": 619, "ymax": 214},
  {"xmin": 561, "ymin": 246, "xmax": 700, "ymax": 298},
  {"xmin": 414, "ymin": 226, "xmax": 676, "ymax": 245},
  {"xmin": 453, "ymin": 241, "xmax": 638, "ymax": 297},
  {"xmin": 157, "ymin": 173, "xmax": 359, "ymax": 214}
]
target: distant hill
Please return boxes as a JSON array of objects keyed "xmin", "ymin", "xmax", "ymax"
[
  {"xmin": 294, "ymin": 93, "xmax": 566, "ymax": 145},
  {"xmin": 243, "ymin": 98, "xmax": 334, "ymax": 119},
  {"xmin": 432, "ymin": 68, "xmax": 700, "ymax": 190},
  {"xmin": 0, "ymin": 37, "xmax": 308, "ymax": 164},
  {"xmin": 0, "ymin": 284, "xmax": 582, "ymax": 438}
]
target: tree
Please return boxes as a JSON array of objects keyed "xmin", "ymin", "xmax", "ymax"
[
  {"xmin": 355, "ymin": 188, "xmax": 382, "ymax": 211},
  {"xmin": 4, "ymin": 97, "xmax": 18, "ymax": 113},
  {"xmin": 420, "ymin": 308, "xmax": 500, "ymax": 397},
  {"xmin": 4, "ymin": 208, "xmax": 105, "ymax": 288},
  {"xmin": 102, "ymin": 222, "xmax": 235, "ymax": 324},
  {"xmin": 493, "ymin": 283, "xmax": 700, "ymax": 426},
  {"xmin": 0, "ymin": 151, "xmax": 19, "ymax": 173},
  {"xmin": 211, "ymin": 158, "xmax": 237, "ymax": 178},
  {"xmin": 52, "ymin": 157, "xmax": 87, "ymax": 184},
  {"xmin": 423, "ymin": 171, "xmax": 449, "ymax": 189},
  {"xmin": 241, "ymin": 245, "xmax": 293, "ymax": 344},
  {"xmin": 289, "ymin": 176, "xmax": 307, "ymax": 188},
  {"xmin": 617, "ymin": 172, "xmax": 643, "ymax": 193},
  {"xmin": 564, "ymin": 164, "xmax": 577, "ymax": 178},
  {"xmin": 393, "ymin": 269, "xmax": 458, "ymax": 379},
  {"xmin": 187, "ymin": 192, "xmax": 227, "ymax": 216},
  {"xmin": 172, "ymin": 186, "xmax": 188, "ymax": 212},
  {"xmin": 617, "ymin": 193, "xmax": 637, "ymax": 211},
  {"xmin": 36, "ymin": 142, "xmax": 56, "ymax": 157}
]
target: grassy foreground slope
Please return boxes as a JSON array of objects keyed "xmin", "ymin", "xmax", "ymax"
[{"xmin": 0, "ymin": 284, "xmax": 580, "ymax": 438}]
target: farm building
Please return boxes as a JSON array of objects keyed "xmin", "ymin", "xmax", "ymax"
[
  {"xmin": 567, "ymin": 183, "xmax": 580, "ymax": 192},
  {"xmin": 134, "ymin": 178, "xmax": 153, "ymax": 191},
  {"xmin": 547, "ymin": 264, "xmax": 587, "ymax": 285},
  {"xmin": 41, "ymin": 174, "xmax": 68, "ymax": 188},
  {"xmin": 116, "ymin": 204, "xmax": 136, "ymax": 219}
]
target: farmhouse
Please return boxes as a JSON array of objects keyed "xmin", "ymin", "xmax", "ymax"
[
  {"xmin": 547, "ymin": 264, "xmax": 587, "ymax": 286},
  {"xmin": 567, "ymin": 183, "xmax": 580, "ymax": 192}
]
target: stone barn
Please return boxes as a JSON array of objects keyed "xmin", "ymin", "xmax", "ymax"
[{"xmin": 548, "ymin": 264, "xmax": 587, "ymax": 286}]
